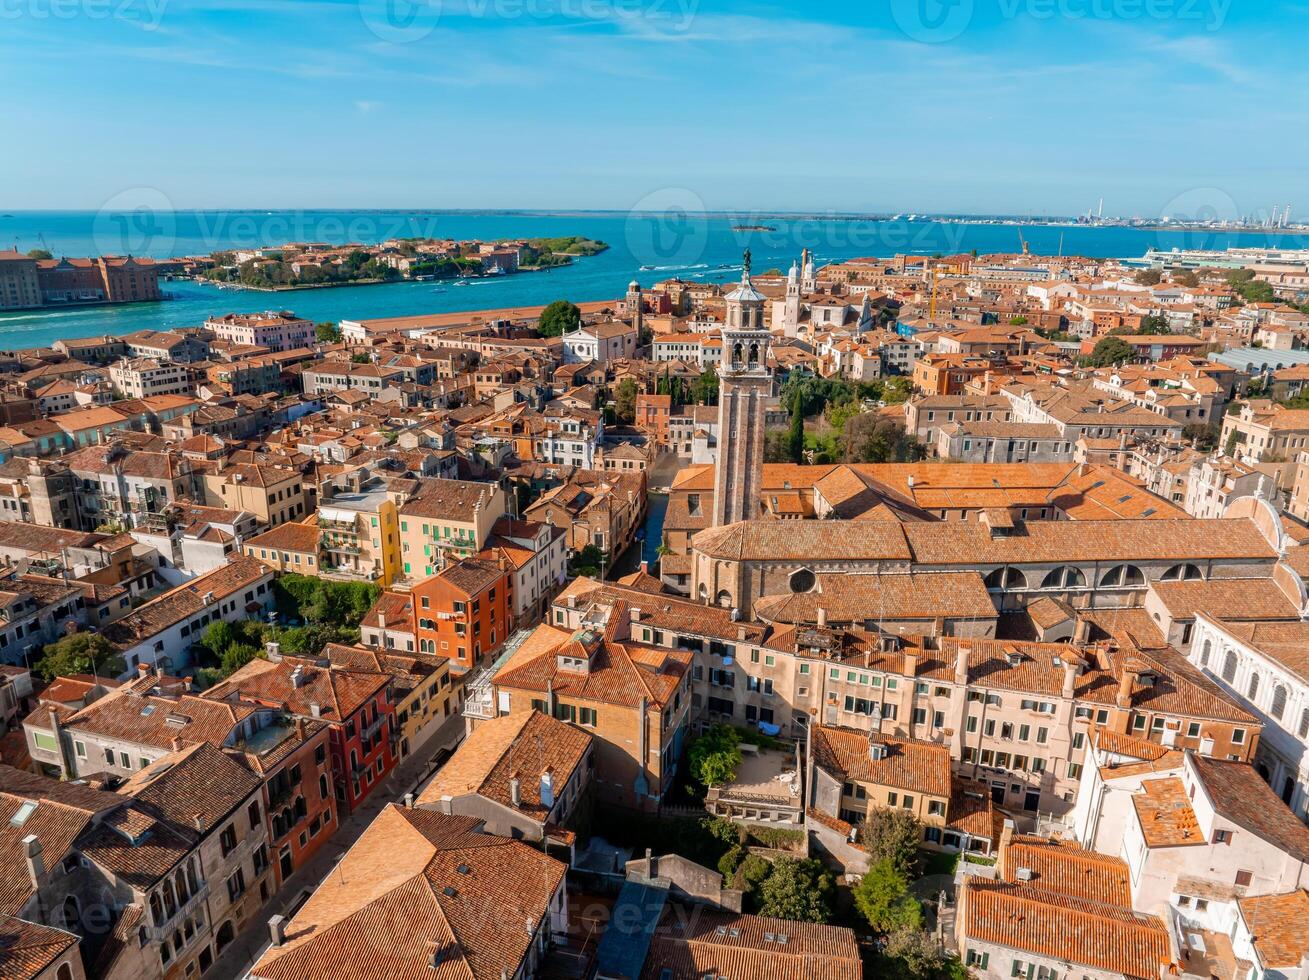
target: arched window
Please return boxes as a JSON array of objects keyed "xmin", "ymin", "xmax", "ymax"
[
  {"xmin": 1299, "ymin": 708, "xmax": 1309, "ymax": 739},
  {"xmin": 697, "ymin": 583, "xmax": 709, "ymax": 602},
  {"xmin": 1162, "ymin": 563, "xmax": 1203, "ymax": 581},
  {"xmin": 1272, "ymin": 685, "xmax": 1288, "ymax": 720},
  {"xmin": 1040, "ymin": 566, "xmax": 1086, "ymax": 590},
  {"xmin": 789, "ymin": 568, "xmax": 816, "ymax": 594},
  {"xmin": 1200, "ymin": 639, "xmax": 1212, "ymax": 668},
  {"xmin": 1222, "ymin": 650, "xmax": 1238, "ymax": 683},
  {"xmin": 715, "ymin": 590, "xmax": 732, "ymax": 609},
  {"xmin": 1100, "ymin": 564, "xmax": 1145, "ymax": 589},
  {"xmin": 57, "ymin": 965, "xmax": 73, "ymax": 980},
  {"xmin": 61, "ymin": 896, "xmax": 79, "ymax": 932},
  {"xmin": 1248, "ymin": 673, "xmax": 1260, "ymax": 700},
  {"xmin": 984, "ymin": 567, "xmax": 1028, "ymax": 591},
  {"xmin": 320, "ymin": 774, "xmax": 330, "ymax": 800}
]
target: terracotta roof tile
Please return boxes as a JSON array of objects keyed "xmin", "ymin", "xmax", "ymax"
[
  {"xmin": 417, "ymin": 710, "xmax": 590, "ymax": 818},
  {"xmin": 1238, "ymin": 889, "xmax": 1309, "ymax": 969},
  {"xmin": 251, "ymin": 806, "xmax": 566, "ymax": 980},
  {"xmin": 962, "ymin": 880, "xmax": 1171, "ymax": 978}
]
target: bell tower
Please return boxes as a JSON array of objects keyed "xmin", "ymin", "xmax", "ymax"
[{"xmin": 712, "ymin": 250, "xmax": 772, "ymax": 529}]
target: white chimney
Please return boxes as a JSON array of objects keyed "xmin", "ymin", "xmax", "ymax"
[
  {"xmin": 509, "ymin": 776, "xmax": 521, "ymax": 807},
  {"xmin": 22, "ymin": 835, "xmax": 43, "ymax": 890},
  {"xmin": 268, "ymin": 914, "xmax": 286, "ymax": 946},
  {"xmin": 540, "ymin": 769, "xmax": 554, "ymax": 810}
]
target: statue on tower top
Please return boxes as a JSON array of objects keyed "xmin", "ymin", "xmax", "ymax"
[{"xmin": 742, "ymin": 248, "xmax": 752, "ymax": 276}]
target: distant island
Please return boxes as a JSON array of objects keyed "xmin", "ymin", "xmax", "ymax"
[
  {"xmin": 196, "ymin": 235, "xmax": 609, "ymax": 291},
  {"xmin": 732, "ymin": 224, "xmax": 776, "ymax": 231}
]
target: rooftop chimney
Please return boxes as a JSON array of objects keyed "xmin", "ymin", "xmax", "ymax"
[
  {"xmin": 816, "ymin": 607, "xmax": 828, "ymax": 629},
  {"xmin": 268, "ymin": 914, "xmax": 287, "ymax": 947},
  {"xmin": 171, "ymin": 737, "xmax": 183, "ymax": 752},
  {"xmin": 954, "ymin": 647, "xmax": 969, "ymax": 686},
  {"xmin": 540, "ymin": 768, "xmax": 554, "ymax": 810},
  {"xmin": 193, "ymin": 814, "xmax": 205, "ymax": 833},
  {"xmin": 404, "ymin": 792, "xmax": 415, "ymax": 809},
  {"xmin": 509, "ymin": 776, "xmax": 521, "ymax": 808},
  {"xmin": 22, "ymin": 835, "xmax": 43, "ymax": 890},
  {"xmin": 1116, "ymin": 667, "xmax": 1138, "ymax": 710},
  {"xmin": 1062, "ymin": 660, "xmax": 1078, "ymax": 700},
  {"xmin": 1073, "ymin": 617, "xmax": 1091, "ymax": 646},
  {"xmin": 309, "ymin": 702, "xmax": 322, "ymax": 718},
  {"xmin": 998, "ymin": 818, "xmax": 1015, "ymax": 872}
]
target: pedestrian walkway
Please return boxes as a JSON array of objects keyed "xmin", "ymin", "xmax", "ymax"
[{"xmin": 210, "ymin": 712, "xmax": 466, "ymax": 980}]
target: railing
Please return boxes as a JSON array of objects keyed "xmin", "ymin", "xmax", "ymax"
[
  {"xmin": 145, "ymin": 882, "xmax": 209, "ymax": 941},
  {"xmin": 267, "ymin": 779, "xmax": 300, "ymax": 810},
  {"xmin": 463, "ymin": 682, "xmax": 496, "ymax": 721}
]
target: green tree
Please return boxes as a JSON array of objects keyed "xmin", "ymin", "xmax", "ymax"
[
  {"xmin": 1136, "ymin": 314, "xmax": 1172, "ymax": 335},
  {"xmin": 614, "ymin": 378, "xmax": 638, "ymax": 424},
  {"xmin": 570, "ymin": 544, "xmax": 605, "ymax": 577},
  {"xmin": 757, "ymin": 858, "xmax": 835, "ymax": 923},
  {"xmin": 26, "ymin": 248, "xmax": 52, "ymax": 260},
  {"xmin": 199, "ymin": 621, "xmax": 236, "ymax": 660},
  {"xmin": 844, "ymin": 415, "xmax": 926, "ymax": 464},
  {"xmin": 859, "ymin": 808, "xmax": 925, "ymax": 877},
  {"xmin": 882, "ymin": 925, "xmax": 955, "ymax": 980},
  {"xmin": 689, "ymin": 725, "xmax": 743, "ymax": 787},
  {"xmin": 1134, "ymin": 269, "xmax": 1163, "ymax": 285},
  {"xmin": 718, "ymin": 845, "xmax": 745, "ymax": 879},
  {"xmin": 785, "ymin": 390, "xmax": 806, "ymax": 463},
  {"xmin": 34, "ymin": 633, "xmax": 125, "ymax": 682},
  {"xmin": 853, "ymin": 859, "xmax": 923, "ymax": 933},
  {"xmin": 733, "ymin": 853, "xmax": 773, "ymax": 896},
  {"xmin": 315, "ymin": 322, "xmax": 342, "ymax": 343},
  {"xmin": 1183, "ymin": 422, "xmax": 1220, "ymax": 451},
  {"xmin": 1008, "ymin": 315, "xmax": 1029, "ymax": 326},
  {"xmin": 1082, "ymin": 336, "xmax": 1136, "ymax": 368},
  {"xmin": 690, "ymin": 369, "xmax": 719, "ymax": 406},
  {"xmin": 221, "ymin": 643, "xmax": 263, "ymax": 677},
  {"xmin": 538, "ymin": 299, "xmax": 582, "ymax": 337}
]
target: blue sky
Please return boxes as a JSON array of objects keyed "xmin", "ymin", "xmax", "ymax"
[{"xmin": 1, "ymin": 0, "xmax": 1305, "ymax": 216}]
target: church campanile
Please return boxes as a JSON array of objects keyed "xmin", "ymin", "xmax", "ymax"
[{"xmin": 712, "ymin": 250, "xmax": 772, "ymax": 528}]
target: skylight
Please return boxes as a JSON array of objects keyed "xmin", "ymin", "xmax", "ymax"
[{"xmin": 11, "ymin": 800, "xmax": 37, "ymax": 827}]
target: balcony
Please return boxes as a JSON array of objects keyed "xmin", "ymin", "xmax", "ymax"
[
  {"xmin": 145, "ymin": 881, "xmax": 209, "ymax": 942},
  {"xmin": 321, "ymin": 564, "xmax": 379, "ymax": 583},
  {"xmin": 323, "ymin": 542, "xmax": 362, "ymax": 556}
]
